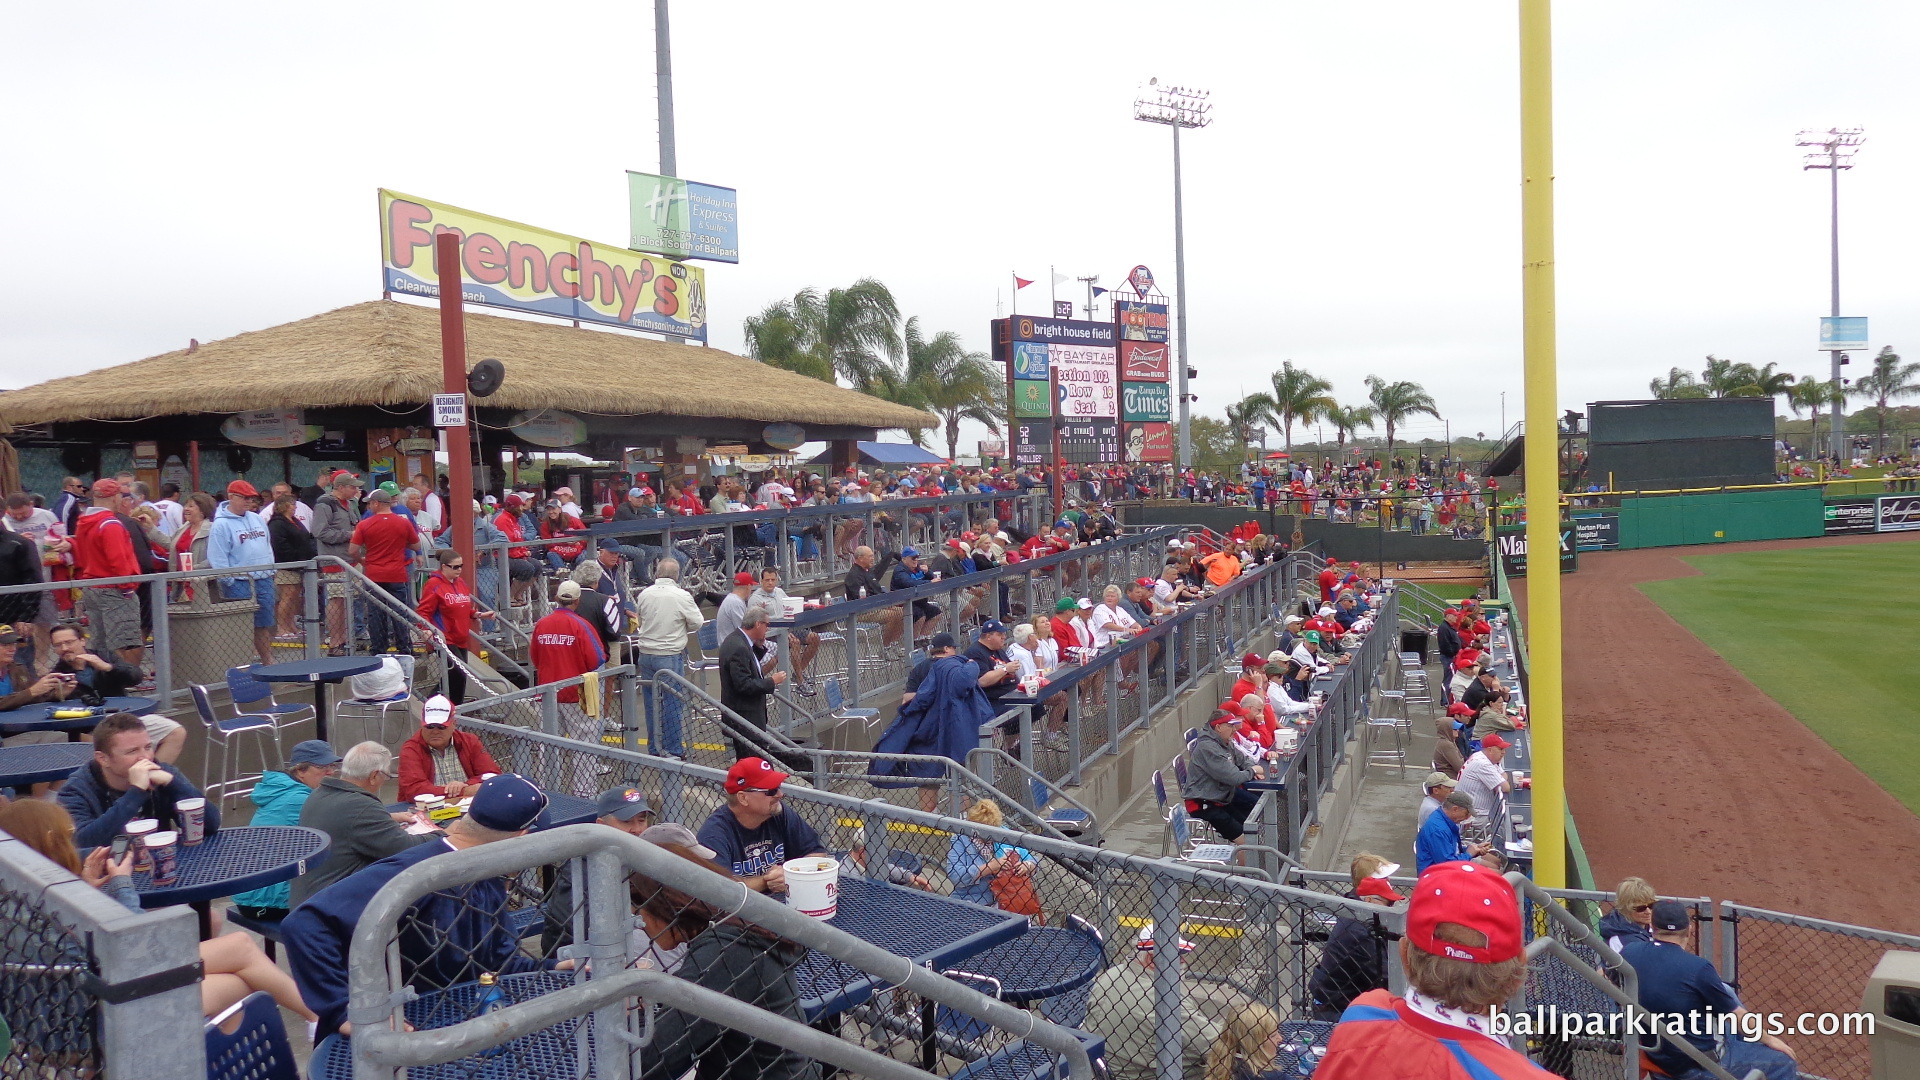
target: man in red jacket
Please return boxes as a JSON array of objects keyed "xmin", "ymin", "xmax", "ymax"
[
  {"xmin": 71, "ymin": 479, "xmax": 147, "ymax": 668},
  {"xmin": 397, "ymin": 695, "xmax": 504, "ymax": 801},
  {"xmin": 1314, "ymin": 861, "xmax": 1550, "ymax": 1078},
  {"xmin": 530, "ymin": 581, "xmax": 609, "ymax": 794},
  {"xmin": 1317, "ymin": 556, "xmax": 1341, "ymax": 604}
]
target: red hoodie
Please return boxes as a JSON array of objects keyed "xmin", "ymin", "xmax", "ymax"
[{"xmin": 72, "ymin": 508, "xmax": 141, "ymax": 588}]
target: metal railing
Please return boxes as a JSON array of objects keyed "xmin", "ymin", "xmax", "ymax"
[{"xmin": 0, "ymin": 827, "xmax": 204, "ymax": 1080}]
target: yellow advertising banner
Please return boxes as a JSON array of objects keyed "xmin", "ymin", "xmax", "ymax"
[{"xmin": 379, "ymin": 189, "xmax": 707, "ymax": 340}]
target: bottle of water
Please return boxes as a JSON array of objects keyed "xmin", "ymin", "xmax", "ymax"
[
  {"xmin": 476, "ymin": 972, "xmax": 507, "ymax": 1058},
  {"xmin": 858, "ymin": 586, "xmax": 867, "ymax": 599}
]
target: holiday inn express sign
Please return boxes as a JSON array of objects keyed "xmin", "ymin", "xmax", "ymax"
[{"xmin": 381, "ymin": 189, "xmax": 708, "ymax": 340}]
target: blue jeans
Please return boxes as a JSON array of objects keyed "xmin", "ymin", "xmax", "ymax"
[
  {"xmin": 367, "ymin": 581, "xmax": 412, "ymax": 654},
  {"xmin": 221, "ymin": 577, "xmax": 276, "ymax": 628},
  {"xmin": 636, "ymin": 650, "xmax": 686, "ymax": 757}
]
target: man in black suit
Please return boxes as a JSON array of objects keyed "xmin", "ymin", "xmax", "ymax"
[{"xmin": 719, "ymin": 607, "xmax": 788, "ymax": 761}]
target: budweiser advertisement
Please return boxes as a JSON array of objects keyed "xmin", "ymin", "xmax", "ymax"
[{"xmin": 1119, "ymin": 340, "xmax": 1170, "ymax": 381}]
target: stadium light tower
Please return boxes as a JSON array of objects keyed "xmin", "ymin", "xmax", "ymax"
[
  {"xmin": 1797, "ymin": 127, "xmax": 1865, "ymax": 464},
  {"xmin": 1134, "ymin": 79, "xmax": 1211, "ymax": 471}
]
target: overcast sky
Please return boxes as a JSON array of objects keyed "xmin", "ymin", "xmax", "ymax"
[{"xmin": 5, "ymin": 0, "xmax": 1915, "ymax": 455}]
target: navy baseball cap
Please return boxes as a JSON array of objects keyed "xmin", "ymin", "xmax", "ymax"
[
  {"xmin": 928, "ymin": 632, "xmax": 957, "ymax": 652},
  {"xmin": 1649, "ymin": 900, "xmax": 1690, "ymax": 933},
  {"xmin": 900, "ymin": 546, "xmax": 920, "ymax": 558},
  {"xmin": 597, "ymin": 536, "xmax": 622, "ymax": 551},
  {"xmin": 979, "ymin": 619, "xmax": 1007, "ymax": 635},
  {"xmin": 467, "ymin": 774, "xmax": 549, "ymax": 832},
  {"xmin": 288, "ymin": 740, "xmax": 342, "ymax": 768},
  {"xmin": 594, "ymin": 786, "xmax": 653, "ymax": 822}
]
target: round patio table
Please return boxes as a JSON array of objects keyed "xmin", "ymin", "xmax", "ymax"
[
  {"xmin": 245, "ymin": 656, "xmax": 383, "ymax": 743},
  {"xmin": 0, "ymin": 696, "xmax": 157, "ymax": 741},
  {"xmin": 0, "ymin": 742, "xmax": 93, "ymax": 792},
  {"xmin": 133, "ymin": 824, "xmax": 329, "ymax": 939}
]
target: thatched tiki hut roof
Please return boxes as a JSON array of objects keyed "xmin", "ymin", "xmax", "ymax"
[{"xmin": 0, "ymin": 300, "xmax": 938, "ymax": 437}]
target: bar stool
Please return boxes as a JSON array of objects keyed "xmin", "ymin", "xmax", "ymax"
[{"xmin": 190, "ymin": 683, "xmax": 287, "ymax": 812}]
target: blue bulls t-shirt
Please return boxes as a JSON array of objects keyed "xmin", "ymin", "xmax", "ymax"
[{"xmin": 697, "ymin": 804, "xmax": 825, "ymax": 880}]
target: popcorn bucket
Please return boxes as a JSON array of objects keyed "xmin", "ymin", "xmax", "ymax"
[{"xmin": 783, "ymin": 857, "xmax": 841, "ymax": 920}]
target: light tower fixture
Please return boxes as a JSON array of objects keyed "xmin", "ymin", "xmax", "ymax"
[
  {"xmin": 1134, "ymin": 79, "xmax": 1212, "ymax": 471},
  {"xmin": 1796, "ymin": 126, "xmax": 1865, "ymax": 463}
]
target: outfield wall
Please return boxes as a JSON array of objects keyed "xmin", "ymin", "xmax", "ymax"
[{"xmin": 1572, "ymin": 486, "xmax": 1823, "ymax": 551}]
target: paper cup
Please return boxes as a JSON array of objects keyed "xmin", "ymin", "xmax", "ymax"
[
  {"xmin": 176, "ymin": 798, "xmax": 207, "ymax": 846},
  {"xmin": 126, "ymin": 819, "xmax": 158, "ymax": 872},
  {"xmin": 146, "ymin": 830, "xmax": 180, "ymax": 885},
  {"xmin": 783, "ymin": 857, "xmax": 841, "ymax": 920}
]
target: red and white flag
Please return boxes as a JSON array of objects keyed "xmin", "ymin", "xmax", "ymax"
[{"xmin": 1013, "ymin": 276, "xmax": 1034, "ymax": 289}]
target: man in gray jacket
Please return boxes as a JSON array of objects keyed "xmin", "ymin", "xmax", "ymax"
[
  {"xmin": 1182, "ymin": 708, "xmax": 1263, "ymax": 845},
  {"xmin": 310, "ymin": 472, "xmax": 361, "ymax": 655},
  {"xmin": 288, "ymin": 740, "xmax": 433, "ymax": 907}
]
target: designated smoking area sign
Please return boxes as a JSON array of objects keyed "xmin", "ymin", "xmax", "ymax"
[{"xmin": 433, "ymin": 393, "xmax": 468, "ymax": 428}]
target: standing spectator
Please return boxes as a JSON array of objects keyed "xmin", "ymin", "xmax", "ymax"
[
  {"xmin": 1622, "ymin": 902, "xmax": 1798, "ymax": 1079},
  {"xmin": 0, "ymin": 516, "xmax": 45, "ymax": 670},
  {"xmin": 631, "ymin": 557, "xmax": 703, "ymax": 759},
  {"xmin": 394, "ymin": 699, "xmax": 503, "ymax": 802},
  {"xmin": 70, "ymin": 479, "xmax": 146, "ymax": 671},
  {"xmin": 268, "ymin": 482, "xmax": 311, "ymax": 532},
  {"xmin": 718, "ymin": 608, "xmax": 787, "ymax": 761},
  {"xmin": 714, "ymin": 571, "xmax": 753, "ymax": 647},
  {"xmin": 416, "ymin": 548, "xmax": 494, "ymax": 704},
  {"xmin": 748, "ymin": 566, "xmax": 819, "ymax": 692},
  {"xmin": 567, "ymin": 562, "xmax": 622, "ymax": 653},
  {"xmin": 207, "ymin": 480, "xmax": 277, "ymax": 666},
  {"xmin": 231, "ymin": 740, "xmax": 339, "ymax": 921},
  {"xmin": 266, "ymin": 493, "xmax": 316, "ymax": 642},
  {"xmin": 310, "ymin": 472, "xmax": 362, "ymax": 655},
  {"xmin": 529, "ymin": 582, "xmax": 610, "ymax": 790},
  {"xmin": 1314, "ymin": 862, "xmax": 1549, "ymax": 1077},
  {"xmin": 695, "ymin": 757, "xmax": 826, "ymax": 894},
  {"xmin": 873, "ymin": 629, "xmax": 995, "ymax": 810},
  {"xmin": 348, "ymin": 488, "xmax": 421, "ymax": 655},
  {"xmin": 411, "ymin": 473, "xmax": 445, "ymax": 535},
  {"xmin": 1085, "ymin": 922, "xmax": 1218, "ymax": 1080},
  {"xmin": 52, "ymin": 476, "xmax": 87, "ymax": 534},
  {"xmin": 57, "ymin": 711, "xmax": 220, "ymax": 848}
]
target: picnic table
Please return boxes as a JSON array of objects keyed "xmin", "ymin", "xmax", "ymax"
[{"xmin": 133, "ymin": 824, "xmax": 329, "ymax": 939}]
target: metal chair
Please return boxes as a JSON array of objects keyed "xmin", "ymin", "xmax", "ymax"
[
  {"xmin": 191, "ymin": 683, "xmax": 286, "ymax": 812},
  {"xmin": 822, "ymin": 677, "xmax": 881, "ymax": 731},
  {"xmin": 331, "ymin": 654, "xmax": 416, "ymax": 746},
  {"xmin": 204, "ymin": 992, "xmax": 298, "ymax": 1080},
  {"xmin": 1363, "ymin": 696, "xmax": 1407, "ymax": 778},
  {"xmin": 225, "ymin": 666, "xmax": 316, "ymax": 731},
  {"xmin": 686, "ymin": 620, "xmax": 721, "ymax": 676}
]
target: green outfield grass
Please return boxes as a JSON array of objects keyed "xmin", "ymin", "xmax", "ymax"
[{"xmin": 1639, "ymin": 541, "xmax": 1920, "ymax": 815}]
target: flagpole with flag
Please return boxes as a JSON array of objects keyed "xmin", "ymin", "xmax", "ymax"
[{"xmin": 1011, "ymin": 272, "xmax": 1034, "ymax": 316}]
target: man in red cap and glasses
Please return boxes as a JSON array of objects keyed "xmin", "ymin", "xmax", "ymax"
[
  {"xmin": 697, "ymin": 757, "xmax": 827, "ymax": 894},
  {"xmin": 1315, "ymin": 861, "xmax": 1552, "ymax": 1077}
]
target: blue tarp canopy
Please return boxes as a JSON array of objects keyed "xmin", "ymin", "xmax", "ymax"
[{"xmin": 808, "ymin": 441, "xmax": 948, "ymax": 467}]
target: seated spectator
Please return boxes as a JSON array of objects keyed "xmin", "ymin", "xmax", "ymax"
[
  {"xmin": 285, "ymin": 774, "xmax": 559, "ymax": 1040},
  {"xmin": 1314, "ymin": 863, "xmax": 1547, "ymax": 1077},
  {"xmin": 1265, "ymin": 661, "xmax": 1316, "ymax": 718},
  {"xmin": 1203, "ymin": 1004, "xmax": 1280, "ymax": 1080},
  {"xmin": 1086, "ymin": 922, "xmax": 1219, "ymax": 1080},
  {"xmin": 396, "ymin": 695, "xmax": 503, "ymax": 801},
  {"xmin": 1454, "ymin": 733, "xmax": 1511, "ymax": 826},
  {"xmin": 542, "ymin": 784, "xmax": 658, "ymax": 956},
  {"xmin": 231, "ymin": 741, "xmax": 339, "ymax": 921},
  {"xmin": 289, "ymin": 741, "xmax": 433, "ymax": 907},
  {"xmin": 0, "ymin": 620, "xmax": 71, "ymax": 727},
  {"xmin": 57, "ymin": 712, "xmax": 219, "ymax": 849},
  {"xmin": 1432, "ymin": 713, "xmax": 1467, "ymax": 780},
  {"xmin": 38, "ymin": 621, "xmax": 189, "ymax": 763},
  {"xmin": 1599, "ymin": 876, "xmax": 1658, "ymax": 954},
  {"xmin": 1416, "ymin": 772, "xmax": 1457, "ymax": 827},
  {"xmin": 696, "ymin": 758, "xmax": 828, "ymax": 894},
  {"xmin": 0, "ymin": 798, "xmax": 318, "ymax": 1026},
  {"xmin": 846, "ymin": 825, "xmax": 931, "ymax": 890},
  {"xmin": 1461, "ymin": 667, "xmax": 1508, "ymax": 715},
  {"xmin": 1623, "ymin": 901, "xmax": 1798, "ymax": 1079},
  {"xmin": 627, "ymin": 845, "xmax": 818, "ymax": 1080},
  {"xmin": 1414, "ymin": 790, "xmax": 1491, "ymax": 874},
  {"xmin": 1183, "ymin": 708, "xmax": 1266, "ymax": 845},
  {"xmin": 1308, "ymin": 853, "xmax": 1402, "ymax": 1019},
  {"xmin": 944, "ymin": 798, "xmax": 1038, "ymax": 914}
]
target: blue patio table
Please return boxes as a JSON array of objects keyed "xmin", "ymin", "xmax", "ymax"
[
  {"xmin": 133, "ymin": 824, "xmax": 329, "ymax": 940},
  {"xmin": 0, "ymin": 741, "xmax": 93, "ymax": 792},
  {"xmin": 0, "ymin": 696, "xmax": 157, "ymax": 741},
  {"xmin": 245, "ymin": 656, "xmax": 382, "ymax": 743}
]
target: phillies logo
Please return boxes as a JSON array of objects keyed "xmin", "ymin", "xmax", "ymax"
[{"xmin": 1129, "ymin": 265, "xmax": 1155, "ymax": 296}]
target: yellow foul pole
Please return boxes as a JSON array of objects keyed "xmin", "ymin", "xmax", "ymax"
[{"xmin": 1519, "ymin": 0, "xmax": 1566, "ymax": 888}]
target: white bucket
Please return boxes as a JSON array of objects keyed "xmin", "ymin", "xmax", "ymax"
[{"xmin": 783, "ymin": 856, "xmax": 841, "ymax": 920}]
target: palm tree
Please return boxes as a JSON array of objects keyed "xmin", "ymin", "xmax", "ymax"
[
  {"xmin": 897, "ymin": 316, "xmax": 1001, "ymax": 460},
  {"xmin": 1851, "ymin": 346, "xmax": 1920, "ymax": 456},
  {"xmin": 1649, "ymin": 367, "xmax": 1708, "ymax": 399},
  {"xmin": 1323, "ymin": 403, "xmax": 1377, "ymax": 454},
  {"xmin": 1363, "ymin": 376, "xmax": 1441, "ymax": 465},
  {"xmin": 1787, "ymin": 376, "xmax": 1847, "ymax": 459},
  {"xmin": 1261, "ymin": 362, "xmax": 1337, "ymax": 454},
  {"xmin": 742, "ymin": 299, "xmax": 833, "ymax": 382},
  {"xmin": 783, "ymin": 278, "xmax": 903, "ymax": 393},
  {"xmin": 1224, "ymin": 395, "xmax": 1269, "ymax": 461},
  {"xmin": 1701, "ymin": 355, "xmax": 1758, "ymax": 397}
]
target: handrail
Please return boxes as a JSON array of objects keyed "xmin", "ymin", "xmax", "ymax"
[{"xmin": 345, "ymin": 825, "xmax": 1095, "ymax": 1080}]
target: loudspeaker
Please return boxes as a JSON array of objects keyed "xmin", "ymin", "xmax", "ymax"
[
  {"xmin": 60, "ymin": 445, "xmax": 100, "ymax": 477},
  {"xmin": 467, "ymin": 358, "xmax": 506, "ymax": 398},
  {"xmin": 226, "ymin": 447, "xmax": 253, "ymax": 473}
]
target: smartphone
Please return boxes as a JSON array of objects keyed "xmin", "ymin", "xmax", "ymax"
[{"xmin": 110, "ymin": 835, "xmax": 130, "ymax": 861}]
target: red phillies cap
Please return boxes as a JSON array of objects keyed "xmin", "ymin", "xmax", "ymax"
[
  {"xmin": 1454, "ymin": 656, "xmax": 1478, "ymax": 671},
  {"xmin": 1241, "ymin": 652, "xmax": 1265, "ymax": 670},
  {"xmin": 1357, "ymin": 876, "xmax": 1405, "ymax": 903},
  {"xmin": 1407, "ymin": 862, "xmax": 1523, "ymax": 964},
  {"xmin": 1326, "ymin": 557, "xmax": 1339, "ymax": 565},
  {"xmin": 503, "ymin": 493, "xmax": 524, "ymax": 508},
  {"xmin": 1349, "ymin": 561, "xmax": 1361, "ymax": 568},
  {"xmin": 1446, "ymin": 702, "xmax": 1476, "ymax": 717},
  {"xmin": 1480, "ymin": 733, "xmax": 1511, "ymax": 750},
  {"xmin": 724, "ymin": 757, "xmax": 789, "ymax": 794},
  {"xmin": 733, "ymin": 571, "xmax": 756, "ymax": 586},
  {"xmin": 226, "ymin": 479, "xmax": 260, "ymax": 497},
  {"xmin": 1136, "ymin": 577, "xmax": 1155, "ymax": 588}
]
